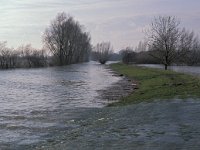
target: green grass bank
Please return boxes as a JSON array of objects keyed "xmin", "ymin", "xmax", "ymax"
[{"xmin": 109, "ymin": 63, "xmax": 200, "ymax": 106}]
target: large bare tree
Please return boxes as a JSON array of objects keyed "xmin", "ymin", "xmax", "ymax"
[
  {"xmin": 43, "ymin": 12, "xmax": 91, "ymax": 66},
  {"xmin": 147, "ymin": 16, "xmax": 180, "ymax": 70}
]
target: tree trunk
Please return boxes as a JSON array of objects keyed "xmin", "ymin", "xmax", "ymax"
[{"xmin": 165, "ymin": 64, "xmax": 168, "ymax": 70}]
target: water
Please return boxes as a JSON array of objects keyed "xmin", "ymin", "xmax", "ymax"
[
  {"xmin": 1, "ymin": 62, "xmax": 200, "ymax": 149},
  {"xmin": 40, "ymin": 99, "xmax": 200, "ymax": 150},
  {"xmin": 137, "ymin": 64, "xmax": 200, "ymax": 76},
  {"xmin": 0, "ymin": 61, "xmax": 122, "ymax": 149}
]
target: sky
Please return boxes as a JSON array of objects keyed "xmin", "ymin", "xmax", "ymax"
[{"xmin": 0, "ymin": 0, "xmax": 200, "ymax": 51}]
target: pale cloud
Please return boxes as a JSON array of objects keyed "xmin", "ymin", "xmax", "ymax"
[{"xmin": 0, "ymin": 0, "xmax": 199, "ymax": 50}]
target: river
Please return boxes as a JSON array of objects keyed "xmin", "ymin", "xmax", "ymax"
[
  {"xmin": 1, "ymin": 62, "xmax": 200, "ymax": 150},
  {"xmin": 0, "ymin": 61, "xmax": 123, "ymax": 149}
]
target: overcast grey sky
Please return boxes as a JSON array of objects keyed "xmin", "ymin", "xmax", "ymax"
[{"xmin": 0, "ymin": 0, "xmax": 199, "ymax": 50}]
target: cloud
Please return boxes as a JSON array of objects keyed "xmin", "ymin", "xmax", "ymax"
[{"xmin": 0, "ymin": 0, "xmax": 199, "ymax": 50}]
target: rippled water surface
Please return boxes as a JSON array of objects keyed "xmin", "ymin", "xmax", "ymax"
[
  {"xmin": 0, "ymin": 62, "xmax": 121, "ymax": 149},
  {"xmin": 1, "ymin": 63, "xmax": 200, "ymax": 149}
]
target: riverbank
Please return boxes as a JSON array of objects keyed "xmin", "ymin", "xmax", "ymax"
[
  {"xmin": 109, "ymin": 63, "xmax": 200, "ymax": 106},
  {"xmin": 96, "ymin": 67, "xmax": 135, "ymax": 105}
]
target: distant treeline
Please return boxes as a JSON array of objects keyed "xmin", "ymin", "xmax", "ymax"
[
  {"xmin": 0, "ymin": 12, "xmax": 91, "ymax": 69},
  {"xmin": 120, "ymin": 44, "xmax": 200, "ymax": 66},
  {"xmin": 0, "ymin": 43, "xmax": 48, "ymax": 69},
  {"xmin": 1, "ymin": 14, "xmax": 200, "ymax": 69}
]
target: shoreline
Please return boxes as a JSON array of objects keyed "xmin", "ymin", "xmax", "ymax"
[
  {"xmin": 108, "ymin": 63, "xmax": 200, "ymax": 106},
  {"xmin": 97, "ymin": 65, "xmax": 137, "ymax": 106}
]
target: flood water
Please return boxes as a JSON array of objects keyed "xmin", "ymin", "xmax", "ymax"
[
  {"xmin": 137, "ymin": 64, "xmax": 200, "ymax": 76},
  {"xmin": 0, "ymin": 61, "xmax": 122, "ymax": 149},
  {"xmin": 1, "ymin": 62, "xmax": 200, "ymax": 150}
]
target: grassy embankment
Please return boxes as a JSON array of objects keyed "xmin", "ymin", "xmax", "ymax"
[{"xmin": 110, "ymin": 63, "xmax": 200, "ymax": 106}]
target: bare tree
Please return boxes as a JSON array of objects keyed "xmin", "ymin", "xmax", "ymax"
[
  {"xmin": 121, "ymin": 47, "xmax": 136, "ymax": 64},
  {"xmin": 17, "ymin": 44, "xmax": 48, "ymax": 68},
  {"xmin": 93, "ymin": 42, "xmax": 113, "ymax": 64},
  {"xmin": 0, "ymin": 42, "xmax": 18, "ymax": 69},
  {"xmin": 184, "ymin": 36, "xmax": 200, "ymax": 65},
  {"xmin": 177, "ymin": 28, "xmax": 198, "ymax": 64},
  {"xmin": 178, "ymin": 29, "xmax": 194, "ymax": 56},
  {"xmin": 135, "ymin": 40, "xmax": 148, "ymax": 52},
  {"xmin": 0, "ymin": 40, "xmax": 84, "ymax": 69},
  {"xmin": 147, "ymin": 16, "xmax": 180, "ymax": 70},
  {"xmin": 43, "ymin": 12, "xmax": 91, "ymax": 66}
]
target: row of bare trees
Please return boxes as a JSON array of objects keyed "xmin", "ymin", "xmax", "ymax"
[
  {"xmin": 0, "ymin": 42, "xmax": 48, "ymax": 69},
  {"xmin": 0, "ymin": 12, "xmax": 92, "ymax": 69},
  {"xmin": 176, "ymin": 28, "xmax": 200, "ymax": 65},
  {"xmin": 147, "ymin": 16, "xmax": 200, "ymax": 70},
  {"xmin": 2, "ymin": 14, "xmax": 200, "ymax": 69},
  {"xmin": 17, "ymin": 44, "xmax": 48, "ymax": 68},
  {"xmin": 121, "ymin": 16, "xmax": 200, "ymax": 69}
]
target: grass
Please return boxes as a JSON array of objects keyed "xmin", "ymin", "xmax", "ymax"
[{"xmin": 109, "ymin": 63, "xmax": 200, "ymax": 106}]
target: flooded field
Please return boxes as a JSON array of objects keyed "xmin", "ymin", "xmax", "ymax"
[
  {"xmin": 0, "ymin": 62, "xmax": 123, "ymax": 149},
  {"xmin": 1, "ymin": 62, "xmax": 200, "ymax": 150}
]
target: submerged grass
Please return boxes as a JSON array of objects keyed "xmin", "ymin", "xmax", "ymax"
[{"xmin": 109, "ymin": 63, "xmax": 200, "ymax": 106}]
